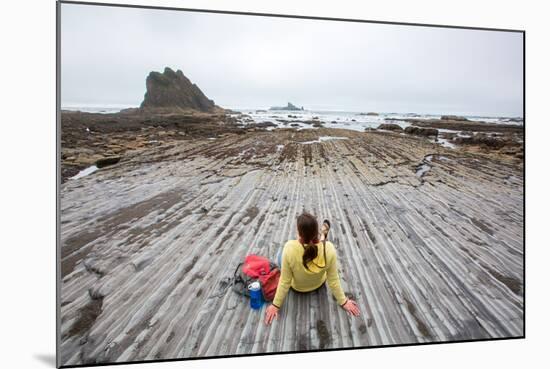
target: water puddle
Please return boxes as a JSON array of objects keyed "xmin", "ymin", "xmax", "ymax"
[
  {"xmin": 71, "ymin": 165, "xmax": 98, "ymax": 180},
  {"xmin": 415, "ymin": 164, "xmax": 429, "ymax": 177},
  {"xmin": 415, "ymin": 155, "xmax": 433, "ymax": 178},
  {"xmin": 300, "ymin": 136, "xmax": 349, "ymax": 144},
  {"xmin": 434, "ymin": 137, "xmax": 456, "ymax": 148}
]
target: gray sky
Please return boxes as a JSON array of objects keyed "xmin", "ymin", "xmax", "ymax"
[{"xmin": 61, "ymin": 3, "xmax": 523, "ymax": 116}]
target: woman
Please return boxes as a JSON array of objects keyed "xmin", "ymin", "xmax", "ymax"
[{"xmin": 264, "ymin": 212, "xmax": 360, "ymax": 325}]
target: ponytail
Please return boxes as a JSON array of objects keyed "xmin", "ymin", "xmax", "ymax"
[
  {"xmin": 302, "ymin": 241, "xmax": 319, "ymax": 269},
  {"xmin": 297, "ymin": 212, "xmax": 324, "ymax": 270}
]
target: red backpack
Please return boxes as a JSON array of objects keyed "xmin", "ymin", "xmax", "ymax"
[{"xmin": 233, "ymin": 254, "xmax": 281, "ymax": 301}]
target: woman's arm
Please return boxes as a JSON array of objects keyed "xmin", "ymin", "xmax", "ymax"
[
  {"xmin": 272, "ymin": 245, "xmax": 293, "ymax": 308},
  {"xmin": 326, "ymin": 245, "xmax": 360, "ymax": 316},
  {"xmin": 265, "ymin": 245, "xmax": 292, "ymax": 325},
  {"xmin": 326, "ymin": 245, "xmax": 348, "ymax": 306}
]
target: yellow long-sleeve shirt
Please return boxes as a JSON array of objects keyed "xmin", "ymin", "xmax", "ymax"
[{"xmin": 272, "ymin": 239, "xmax": 347, "ymax": 308}]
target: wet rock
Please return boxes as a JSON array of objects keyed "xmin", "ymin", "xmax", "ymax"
[
  {"xmin": 316, "ymin": 320, "xmax": 331, "ymax": 349},
  {"xmin": 453, "ymin": 133, "xmax": 520, "ymax": 150},
  {"xmin": 62, "ymin": 165, "xmax": 82, "ymax": 182},
  {"xmin": 66, "ymin": 296, "xmax": 104, "ymax": 338},
  {"xmin": 252, "ymin": 122, "xmax": 277, "ymax": 129},
  {"xmin": 95, "ymin": 156, "xmax": 121, "ymax": 168},
  {"xmin": 404, "ymin": 126, "xmax": 439, "ymax": 137},
  {"xmin": 386, "ymin": 118, "xmax": 523, "ymax": 134},
  {"xmin": 119, "ymin": 107, "xmax": 140, "ymax": 115},
  {"xmin": 441, "ymin": 115, "xmax": 468, "ymax": 121},
  {"xmin": 377, "ymin": 123, "xmax": 403, "ymax": 131}
]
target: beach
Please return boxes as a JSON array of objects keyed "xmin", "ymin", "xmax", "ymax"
[{"xmin": 59, "ymin": 110, "xmax": 524, "ymax": 365}]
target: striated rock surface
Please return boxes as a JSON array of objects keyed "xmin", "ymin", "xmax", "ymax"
[
  {"xmin": 140, "ymin": 67, "xmax": 217, "ymax": 112},
  {"xmin": 59, "ymin": 127, "xmax": 523, "ymax": 365},
  {"xmin": 60, "ymin": 110, "xmax": 242, "ymax": 181}
]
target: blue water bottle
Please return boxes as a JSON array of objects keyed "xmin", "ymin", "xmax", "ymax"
[{"xmin": 248, "ymin": 281, "xmax": 263, "ymax": 310}]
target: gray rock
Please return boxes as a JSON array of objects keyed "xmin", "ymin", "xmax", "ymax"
[
  {"xmin": 440, "ymin": 115, "xmax": 468, "ymax": 121},
  {"xmin": 404, "ymin": 126, "xmax": 439, "ymax": 137},
  {"xmin": 377, "ymin": 123, "xmax": 403, "ymax": 131}
]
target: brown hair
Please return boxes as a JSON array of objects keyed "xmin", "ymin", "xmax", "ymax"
[{"xmin": 297, "ymin": 212, "xmax": 320, "ymax": 270}]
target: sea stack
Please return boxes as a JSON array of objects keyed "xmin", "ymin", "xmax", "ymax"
[
  {"xmin": 269, "ymin": 102, "xmax": 304, "ymax": 111},
  {"xmin": 140, "ymin": 67, "xmax": 218, "ymax": 112}
]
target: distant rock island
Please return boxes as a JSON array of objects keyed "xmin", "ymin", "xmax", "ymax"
[
  {"xmin": 269, "ymin": 102, "xmax": 304, "ymax": 111},
  {"xmin": 140, "ymin": 67, "xmax": 219, "ymax": 113}
]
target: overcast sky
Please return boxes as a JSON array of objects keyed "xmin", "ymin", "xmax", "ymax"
[{"xmin": 61, "ymin": 3, "xmax": 523, "ymax": 116}]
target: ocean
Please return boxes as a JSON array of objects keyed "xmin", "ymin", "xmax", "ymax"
[
  {"xmin": 61, "ymin": 105, "xmax": 523, "ymax": 134},
  {"xmin": 231, "ymin": 109, "xmax": 523, "ymax": 132}
]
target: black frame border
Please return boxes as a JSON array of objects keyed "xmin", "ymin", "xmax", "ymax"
[{"xmin": 56, "ymin": 1, "xmax": 526, "ymax": 368}]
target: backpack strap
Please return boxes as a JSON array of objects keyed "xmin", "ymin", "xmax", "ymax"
[
  {"xmin": 231, "ymin": 262, "xmax": 251, "ymax": 297},
  {"xmin": 233, "ymin": 262, "xmax": 244, "ymax": 279},
  {"xmin": 207, "ymin": 262, "xmax": 243, "ymax": 300}
]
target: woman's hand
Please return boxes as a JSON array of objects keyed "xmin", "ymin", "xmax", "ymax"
[
  {"xmin": 342, "ymin": 299, "xmax": 360, "ymax": 316},
  {"xmin": 264, "ymin": 304, "xmax": 279, "ymax": 325}
]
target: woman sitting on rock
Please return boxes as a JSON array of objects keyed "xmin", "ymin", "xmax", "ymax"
[{"xmin": 264, "ymin": 212, "xmax": 360, "ymax": 325}]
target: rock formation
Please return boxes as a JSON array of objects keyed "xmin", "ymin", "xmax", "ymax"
[
  {"xmin": 453, "ymin": 132, "xmax": 522, "ymax": 150},
  {"xmin": 95, "ymin": 156, "xmax": 121, "ymax": 168},
  {"xmin": 407, "ymin": 119, "xmax": 523, "ymax": 133},
  {"xmin": 440, "ymin": 115, "xmax": 468, "ymax": 121},
  {"xmin": 377, "ymin": 123, "xmax": 403, "ymax": 131},
  {"xmin": 269, "ymin": 102, "xmax": 304, "ymax": 111},
  {"xmin": 140, "ymin": 67, "xmax": 217, "ymax": 112},
  {"xmin": 404, "ymin": 126, "xmax": 439, "ymax": 137}
]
